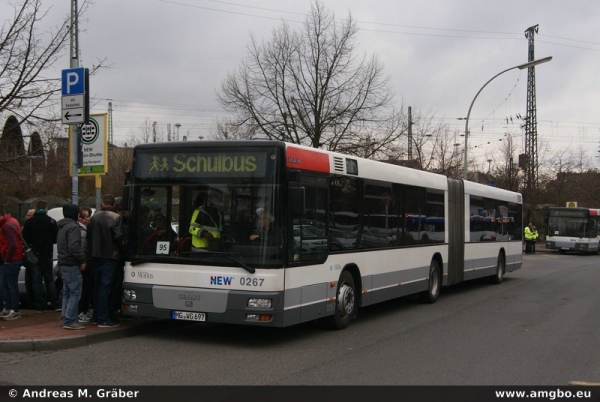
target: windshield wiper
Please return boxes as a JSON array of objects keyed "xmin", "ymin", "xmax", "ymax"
[
  {"xmin": 130, "ymin": 256, "xmax": 189, "ymax": 266},
  {"xmin": 130, "ymin": 252, "xmax": 255, "ymax": 273},
  {"xmin": 197, "ymin": 251, "xmax": 255, "ymax": 273}
]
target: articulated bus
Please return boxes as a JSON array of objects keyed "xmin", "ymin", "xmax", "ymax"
[
  {"xmin": 121, "ymin": 141, "xmax": 523, "ymax": 329},
  {"xmin": 545, "ymin": 207, "xmax": 600, "ymax": 254}
]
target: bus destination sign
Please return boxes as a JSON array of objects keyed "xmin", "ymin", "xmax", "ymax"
[{"xmin": 136, "ymin": 151, "xmax": 268, "ymax": 179}]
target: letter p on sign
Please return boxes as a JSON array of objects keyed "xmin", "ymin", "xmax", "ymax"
[
  {"xmin": 61, "ymin": 67, "xmax": 85, "ymax": 95},
  {"xmin": 66, "ymin": 72, "xmax": 79, "ymax": 92}
]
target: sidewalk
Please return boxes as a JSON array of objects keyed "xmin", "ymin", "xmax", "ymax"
[{"xmin": 0, "ymin": 309, "xmax": 172, "ymax": 353}]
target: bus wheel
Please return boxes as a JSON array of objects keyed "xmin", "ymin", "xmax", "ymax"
[
  {"xmin": 327, "ymin": 271, "xmax": 356, "ymax": 330},
  {"xmin": 490, "ymin": 252, "xmax": 505, "ymax": 284},
  {"xmin": 419, "ymin": 260, "xmax": 440, "ymax": 303}
]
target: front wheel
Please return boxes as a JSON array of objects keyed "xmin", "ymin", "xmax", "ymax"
[
  {"xmin": 418, "ymin": 259, "xmax": 441, "ymax": 303},
  {"xmin": 327, "ymin": 271, "xmax": 357, "ymax": 330}
]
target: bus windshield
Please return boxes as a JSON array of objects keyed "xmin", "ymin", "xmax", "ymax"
[
  {"xmin": 548, "ymin": 215, "xmax": 589, "ymax": 238},
  {"xmin": 128, "ymin": 145, "xmax": 284, "ymax": 268}
]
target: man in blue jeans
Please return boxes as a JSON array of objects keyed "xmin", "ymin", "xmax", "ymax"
[
  {"xmin": 0, "ymin": 205, "xmax": 24, "ymax": 321},
  {"xmin": 56, "ymin": 204, "xmax": 87, "ymax": 330},
  {"xmin": 87, "ymin": 194, "xmax": 125, "ymax": 328},
  {"xmin": 23, "ymin": 199, "xmax": 59, "ymax": 312}
]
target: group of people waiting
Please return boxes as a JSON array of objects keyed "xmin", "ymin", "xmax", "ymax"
[{"xmin": 0, "ymin": 194, "xmax": 126, "ymax": 330}]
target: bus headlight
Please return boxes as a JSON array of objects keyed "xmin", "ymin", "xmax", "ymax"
[
  {"xmin": 248, "ymin": 298, "xmax": 272, "ymax": 308},
  {"xmin": 124, "ymin": 289, "xmax": 137, "ymax": 300}
]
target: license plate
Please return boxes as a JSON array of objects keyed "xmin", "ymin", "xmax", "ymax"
[{"xmin": 173, "ymin": 311, "xmax": 206, "ymax": 321}]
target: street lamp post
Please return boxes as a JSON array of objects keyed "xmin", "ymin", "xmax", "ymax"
[{"xmin": 462, "ymin": 56, "xmax": 552, "ymax": 180}]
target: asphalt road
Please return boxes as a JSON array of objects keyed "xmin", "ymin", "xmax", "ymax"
[{"xmin": 1, "ymin": 251, "xmax": 599, "ymax": 386}]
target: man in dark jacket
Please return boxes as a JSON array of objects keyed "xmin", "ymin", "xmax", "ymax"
[
  {"xmin": 87, "ymin": 194, "xmax": 125, "ymax": 328},
  {"xmin": 57, "ymin": 204, "xmax": 87, "ymax": 330},
  {"xmin": 23, "ymin": 199, "xmax": 59, "ymax": 312}
]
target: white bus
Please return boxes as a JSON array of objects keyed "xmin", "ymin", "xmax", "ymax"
[
  {"xmin": 121, "ymin": 141, "xmax": 523, "ymax": 329},
  {"xmin": 545, "ymin": 207, "xmax": 600, "ymax": 254}
]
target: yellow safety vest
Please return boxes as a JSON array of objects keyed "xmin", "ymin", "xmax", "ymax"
[
  {"xmin": 189, "ymin": 207, "xmax": 222, "ymax": 249},
  {"xmin": 524, "ymin": 226, "xmax": 533, "ymax": 240}
]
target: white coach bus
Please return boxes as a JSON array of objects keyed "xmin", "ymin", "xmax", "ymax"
[
  {"xmin": 545, "ymin": 207, "xmax": 600, "ymax": 254},
  {"xmin": 121, "ymin": 141, "xmax": 523, "ymax": 329}
]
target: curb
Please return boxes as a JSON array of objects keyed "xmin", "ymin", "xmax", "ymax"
[{"xmin": 0, "ymin": 319, "xmax": 175, "ymax": 353}]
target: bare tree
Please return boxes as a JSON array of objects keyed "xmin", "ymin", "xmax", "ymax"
[
  {"xmin": 542, "ymin": 146, "xmax": 595, "ymax": 206},
  {"xmin": 103, "ymin": 147, "xmax": 132, "ymax": 197},
  {"xmin": 490, "ymin": 133, "xmax": 521, "ymax": 192},
  {"xmin": 1, "ymin": 0, "xmax": 103, "ymax": 127},
  {"xmin": 123, "ymin": 118, "xmax": 160, "ymax": 146},
  {"xmin": 213, "ymin": 118, "xmax": 256, "ymax": 141},
  {"xmin": 0, "ymin": 0, "xmax": 107, "ymax": 199},
  {"xmin": 217, "ymin": 0, "xmax": 404, "ymax": 155},
  {"xmin": 392, "ymin": 110, "xmax": 463, "ymax": 177}
]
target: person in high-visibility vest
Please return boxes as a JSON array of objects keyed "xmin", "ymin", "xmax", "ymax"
[
  {"xmin": 189, "ymin": 189, "xmax": 223, "ymax": 251},
  {"xmin": 524, "ymin": 222, "xmax": 534, "ymax": 254},
  {"xmin": 531, "ymin": 225, "xmax": 538, "ymax": 253}
]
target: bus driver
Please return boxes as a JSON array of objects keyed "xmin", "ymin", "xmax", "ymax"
[{"xmin": 189, "ymin": 189, "xmax": 223, "ymax": 251}]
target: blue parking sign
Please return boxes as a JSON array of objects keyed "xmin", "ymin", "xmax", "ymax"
[{"xmin": 61, "ymin": 68, "xmax": 86, "ymax": 95}]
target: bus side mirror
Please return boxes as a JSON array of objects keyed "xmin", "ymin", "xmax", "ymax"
[{"xmin": 289, "ymin": 187, "xmax": 305, "ymax": 218}]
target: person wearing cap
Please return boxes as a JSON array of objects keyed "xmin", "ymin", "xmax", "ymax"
[
  {"xmin": 56, "ymin": 204, "xmax": 87, "ymax": 330},
  {"xmin": 249, "ymin": 208, "xmax": 280, "ymax": 245},
  {"xmin": 141, "ymin": 200, "xmax": 176, "ymax": 254},
  {"xmin": 524, "ymin": 222, "xmax": 534, "ymax": 254},
  {"xmin": 189, "ymin": 189, "xmax": 223, "ymax": 251},
  {"xmin": 143, "ymin": 201, "xmax": 164, "ymax": 238}
]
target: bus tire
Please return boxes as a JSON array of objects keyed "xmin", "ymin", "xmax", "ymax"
[
  {"xmin": 490, "ymin": 252, "xmax": 505, "ymax": 284},
  {"xmin": 327, "ymin": 271, "xmax": 356, "ymax": 330},
  {"xmin": 418, "ymin": 259, "xmax": 440, "ymax": 303}
]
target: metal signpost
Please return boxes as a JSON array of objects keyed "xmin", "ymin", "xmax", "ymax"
[
  {"xmin": 61, "ymin": 66, "xmax": 89, "ymax": 204},
  {"xmin": 61, "ymin": 67, "xmax": 89, "ymax": 125}
]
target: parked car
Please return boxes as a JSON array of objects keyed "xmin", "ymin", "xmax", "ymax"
[
  {"xmin": 293, "ymin": 224, "xmax": 328, "ymax": 257},
  {"xmin": 330, "ymin": 228, "xmax": 358, "ymax": 250},
  {"xmin": 362, "ymin": 228, "xmax": 394, "ymax": 248}
]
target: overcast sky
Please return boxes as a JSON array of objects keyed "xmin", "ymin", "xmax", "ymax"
[{"xmin": 5, "ymin": 0, "xmax": 600, "ymax": 165}]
